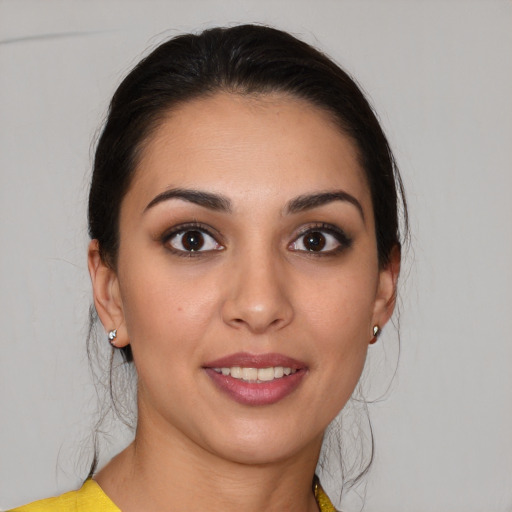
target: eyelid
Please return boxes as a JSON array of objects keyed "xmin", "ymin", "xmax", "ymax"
[
  {"xmin": 160, "ymin": 222, "xmax": 225, "ymax": 256},
  {"xmin": 289, "ymin": 222, "xmax": 353, "ymax": 254},
  {"xmin": 158, "ymin": 221, "xmax": 351, "ymax": 257}
]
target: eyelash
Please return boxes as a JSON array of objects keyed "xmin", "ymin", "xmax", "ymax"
[
  {"xmin": 289, "ymin": 223, "xmax": 353, "ymax": 256},
  {"xmin": 160, "ymin": 222, "xmax": 352, "ymax": 257},
  {"xmin": 160, "ymin": 222, "xmax": 224, "ymax": 258}
]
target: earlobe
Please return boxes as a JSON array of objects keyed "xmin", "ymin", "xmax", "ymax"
[
  {"xmin": 87, "ymin": 240, "xmax": 129, "ymax": 348},
  {"xmin": 372, "ymin": 245, "xmax": 401, "ymax": 330}
]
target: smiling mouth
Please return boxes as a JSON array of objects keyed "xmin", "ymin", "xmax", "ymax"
[
  {"xmin": 212, "ymin": 366, "xmax": 298, "ymax": 383},
  {"xmin": 204, "ymin": 352, "xmax": 307, "ymax": 405}
]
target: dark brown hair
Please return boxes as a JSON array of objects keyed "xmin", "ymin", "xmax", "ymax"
[
  {"xmin": 87, "ymin": 23, "xmax": 407, "ymax": 494},
  {"xmin": 90, "ymin": 24, "xmax": 406, "ymax": 268}
]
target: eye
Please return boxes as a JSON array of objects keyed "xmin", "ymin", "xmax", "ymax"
[
  {"xmin": 289, "ymin": 224, "xmax": 352, "ymax": 254},
  {"xmin": 164, "ymin": 226, "xmax": 223, "ymax": 254}
]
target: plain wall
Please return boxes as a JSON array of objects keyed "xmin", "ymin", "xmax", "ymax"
[{"xmin": 1, "ymin": 1, "xmax": 511, "ymax": 510}]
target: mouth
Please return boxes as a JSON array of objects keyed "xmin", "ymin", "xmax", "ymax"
[
  {"xmin": 211, "ymin": 366, "xmax": 297, "ymax": 382},
  {"xmin": 203, "ymin": 352, "xmax": 307, "ymax": 406}
]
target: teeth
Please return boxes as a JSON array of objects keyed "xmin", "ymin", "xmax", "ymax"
[
  {"xmin": 213, "ymin": 366, "xmax": 297, "ymax": 382},
  {"xmin": 242, "ymin": 368, "xmax": 258, "ymax": 381},
  {"xmin": 231, "ymin": 366, "xmax": 242, "ymax": 379},
  {"xmin": 257, "ymin": 367, "xmax": 274, "ymax": 381}
]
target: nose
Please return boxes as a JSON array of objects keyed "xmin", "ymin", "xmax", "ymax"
[{"xmin": 221, "ymin": 252, "xmax": 294, "ymax": 334}]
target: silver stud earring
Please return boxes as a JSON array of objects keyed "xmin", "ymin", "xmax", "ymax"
[
  {"xmin": 370, "ymin": 325, "xmax": 380, "ymax": 345},
  {"xmin": 108, "ymin": 329, "xmax": 118, "ymax": 347}
]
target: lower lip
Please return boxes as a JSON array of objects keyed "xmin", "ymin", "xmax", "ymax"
[{"xmin": 204, "ymin": 368, "xmax": 306, "ymax": 406}]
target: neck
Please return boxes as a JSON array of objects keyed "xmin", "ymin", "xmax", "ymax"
[{"xmin": 95, "ymin": 409, "xmax": 323, "ymax": 512}]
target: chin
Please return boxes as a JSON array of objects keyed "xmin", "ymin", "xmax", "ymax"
[{"xmin": 202, "ymin": 422, "xmax": 323, "ymax": 467}]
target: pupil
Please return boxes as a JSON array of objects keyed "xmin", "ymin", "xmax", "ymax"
[
  {"xmin": 182, "ymin": 230, "xmax": 204, "ymax": 251},
  {"xmin": 304, "ymin": 232, "xmax": 326, "ymax": 251}
]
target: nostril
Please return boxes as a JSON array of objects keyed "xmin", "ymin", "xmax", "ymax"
[{"xmin": 232, "ymin": 318, "xmax": 245, "ymax": 326}]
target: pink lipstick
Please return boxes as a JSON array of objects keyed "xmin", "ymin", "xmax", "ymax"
[{"xmin": 203, "ymin": 352, "xmax": 307, "ymax": 406}]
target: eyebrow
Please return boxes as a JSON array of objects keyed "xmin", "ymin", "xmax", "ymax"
[
  {"xmin": 286, "ymin": 191, "xmax": 365, "ymax": 221},
  {"xmin": 144, "ymin": 187, "xmax": 232, "ymax": 213},
  {"xmin": 143, "ymin": 187, "xmax": 364, "ymax": 221}
]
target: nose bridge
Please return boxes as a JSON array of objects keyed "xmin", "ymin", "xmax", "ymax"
[{"xmin": 222, "ymin": 243, "xmax": 293, "ymax": 333}]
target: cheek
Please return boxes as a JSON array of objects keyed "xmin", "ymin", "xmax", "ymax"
[
  {"xmin": 117, "ymin": 256, "xmax": 224, "ymax": 357},
  {"xmin": 296, "ymin": 265, "xmax": 378, "ymax": 336},
  {"xmin": 293, "ymin": 261, "xmax": 377, "ymax": 399},
  {"xmin": 117, "ymin": 263, "xmax": 224, "ymax": 412}
]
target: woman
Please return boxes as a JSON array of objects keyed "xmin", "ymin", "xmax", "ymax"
[{"xmin": 11, "ymin": 24, "xmax": 405, "ymax": 512}]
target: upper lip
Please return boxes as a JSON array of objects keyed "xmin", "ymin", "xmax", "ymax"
[{"xmin": 203, "ymin": 352, "xmax": 306, "ymax": 370}]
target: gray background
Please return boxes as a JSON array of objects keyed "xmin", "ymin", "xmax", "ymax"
[{"xmin": 1, "ymin": 1, "xmax": 511, "ymax": 511}]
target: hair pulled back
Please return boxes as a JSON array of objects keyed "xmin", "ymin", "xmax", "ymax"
[
  {"xmin": 89, "ymin": 24, "xmax": 406, "ymax": 270},
  {"xmin": 87, "ymin": 24, "xmax": 407, "ymax": 492}
]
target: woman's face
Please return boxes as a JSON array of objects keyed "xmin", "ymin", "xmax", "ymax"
[{"xmin": 90, "ymin": 92, "xmax": 397, "ymax": 466}]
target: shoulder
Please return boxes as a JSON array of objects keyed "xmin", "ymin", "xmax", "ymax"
[
  {"xmin": 314, "ymin": 477, "xmax": 340, "ymax": 512},
  {"xmin": 8, "ymin": 480, "xmax": 120, "ymax": 512}
]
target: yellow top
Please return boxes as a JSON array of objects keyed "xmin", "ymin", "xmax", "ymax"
[
  {"xmin": 8, "ymin": 480, "xmax": 121, "ymax": 512},
  {"xmin": 9, "ymin": 478, "xmax": 337, "ymax": 511}
]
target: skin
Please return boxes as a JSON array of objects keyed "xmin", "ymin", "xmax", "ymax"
[{"xmin": 88, "ymin": 92, "xmax": 399, "ymax": 512}]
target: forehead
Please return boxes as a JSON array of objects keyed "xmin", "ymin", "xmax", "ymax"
[{"xmin": 127, "ymin": 92, "xmax": 370, "ymax": 213}]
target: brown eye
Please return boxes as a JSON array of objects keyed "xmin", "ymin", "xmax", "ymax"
[
  {"xmin": 181, "ymin": 230, "xmax": 204, "ymax": 251},
  {"xmin": 167, "ymin": 228, "xmax": 222, "ymax": 253},
  {"xmin": 303, "ymin": 231, "xmax": 326, "ymax": 252},
  {"xmin": 289, "ymin": 225, "xmax": 352, "ymax": 255}
]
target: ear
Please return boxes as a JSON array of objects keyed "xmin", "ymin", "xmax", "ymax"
[
  {"xmin": 372, "ymin": 245, "xmax": 401, "ymax": 330},
  {"xmin": 87, "ymin": 240, "xmax": 129, "ymax": 348}
]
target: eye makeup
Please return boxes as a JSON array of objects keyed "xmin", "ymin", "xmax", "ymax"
[
  {"xmin": 289, "ymin": 222, "xmax": 353, "ymax": 256},
  {"xmin": 159, "ymin": 221, "xmax": 225, "ymax": 258},
  {"xmin": 156, "ymin": 216, "xmax": 353, "ymax": 262}
]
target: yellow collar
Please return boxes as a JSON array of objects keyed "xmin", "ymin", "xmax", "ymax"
[{"xmin": 314, "ymin": 478, "xmax": 338, "ymax": 512}]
